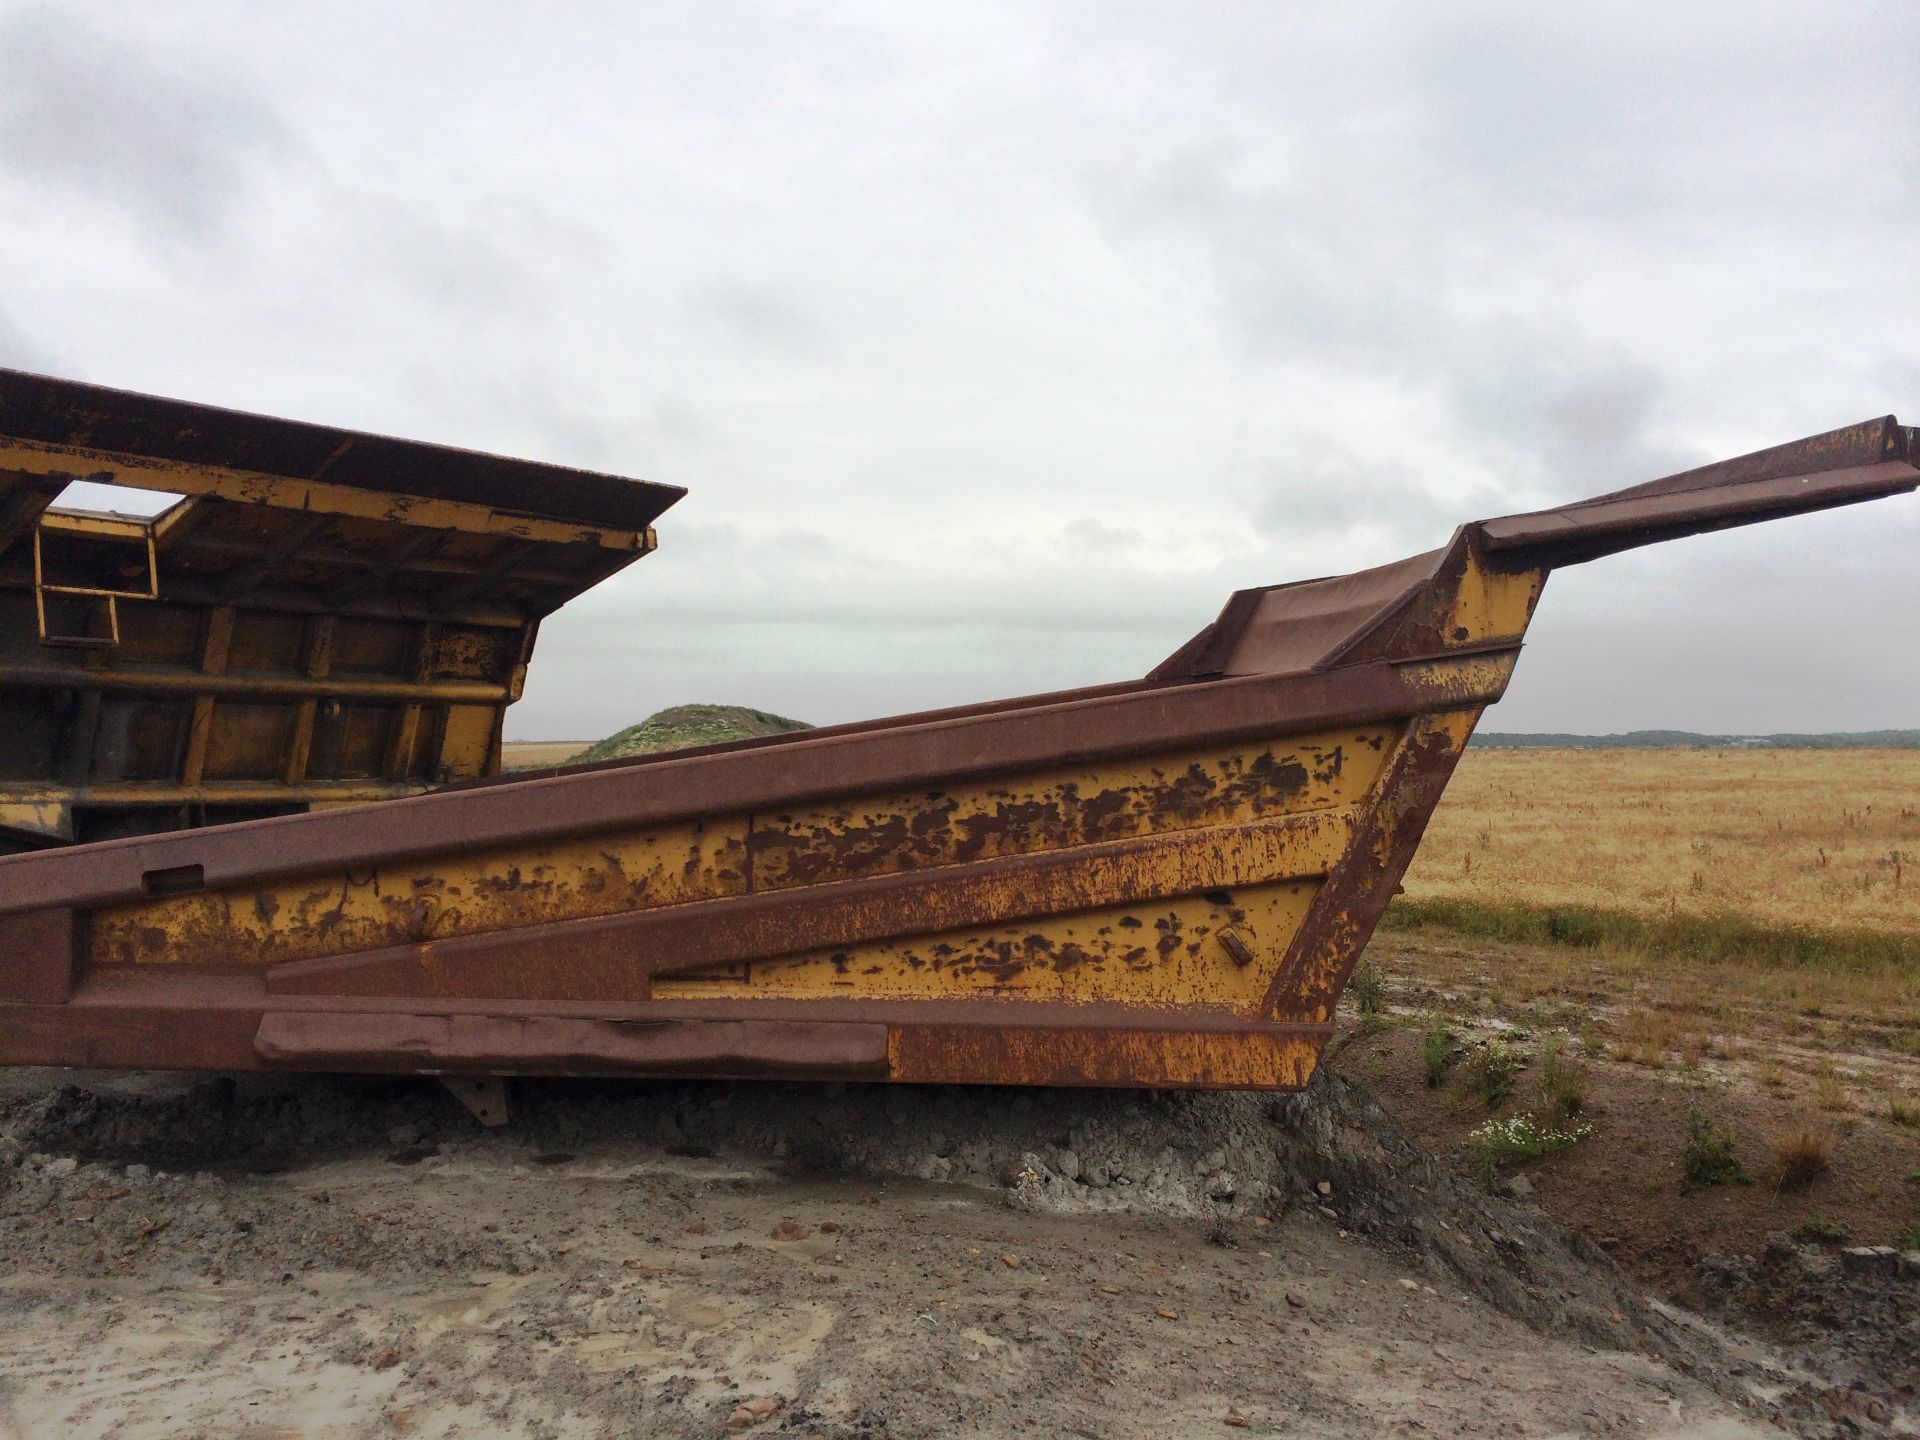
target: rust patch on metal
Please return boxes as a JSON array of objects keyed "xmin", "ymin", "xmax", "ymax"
[
  {"xmin": 1216, "ymin": 925, "xmax": 1255, "ymax": 968},
  {"xmin": 750, "ymin": 730, "xmax": 1380, "ymax": 890},
  {"xmin": 254, "ymin": 1012, "xmax": 890, "ymax": 1077},
  {"xmin": 885, "ymin": 1021, "xmax": 1322, "ymax": 1089},
  {"xmin": 92, "ymin": 815, "xmax": 750, "ymax": 970},
  {"xmin": 260, "ymin": 813, "xmax": 1343, "ymax": 1005}
]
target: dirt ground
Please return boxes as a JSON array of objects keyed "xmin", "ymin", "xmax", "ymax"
[
  {"xmin": 1, "ymin": 1059, "xmax": 1854, "ymax": 1440},
  {"xmin": 1356, "ymin": 931, "xmax": 1920, "ymax": 1280}
]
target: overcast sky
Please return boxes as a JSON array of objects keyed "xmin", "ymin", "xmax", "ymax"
[{"xmin": 2, "ymin": 2, "xmax": 1914, "ymax": 738}]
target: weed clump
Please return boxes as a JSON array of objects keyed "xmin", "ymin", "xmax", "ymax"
[
  {"xmin": 1814, "ymin": 1074, "xmax": 1851, "ymax": 1113},
  {"xmin": 1420, "ymin": 1016, "xmax": 1452, "ymax": 1088},
  {"xmin": 1612, "ymin": 1007, "xmax": 1683, "ymax": 1069},
  {"xmin": 1789, "ymin": 1218, "xmax": 1848, "ymax": 1245},
  {"xmin": 1466, "ymin": 1039, "xmax": 1527, "ymax": 1110},
  {"xmin": 1772, "ymin": 1129, "xmax": 1831, "ymax": 1190},
  {"xmin": 1888, "ymin": 1094, "xmax": 1919, "ymax": 1129},
  {"xmin": 1470, "ymin": 1112, "xmax": 1591, "ymax": 1191},
  {"xmin": 1539, "ymin": 1033, "xmax": 1586, "ymax": 1125},
  {"xmin": 1348, "ymin": 963, "xmax": 1385, "ymax": 1016},
  {"xmin": 1681, "ymin": 1107, "xmax": 1751, "ymax": 1188}
]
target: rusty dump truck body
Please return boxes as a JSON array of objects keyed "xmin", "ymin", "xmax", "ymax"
[
  {"xmin": 0, "ymin": 368, "xmax": 683, "ymax": 851},
  {"xmin": 0, "ymin": 379, "xmax": 1914, "ymax": 1093}
]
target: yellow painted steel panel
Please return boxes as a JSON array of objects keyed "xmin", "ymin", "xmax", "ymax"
[
  {"xmin": 440, "ymin": 704, "xmax": 499, "ymax": 776},
  {"xmin": 95, "ymin": 733, "xmax": 1377, "ymax": 971},
  {"xmin": 655, "ymin": 880, "xmax": 1319, "ymax": 1009},
  {"xmin": 1267, "ymin": 706, "xmax": 1482, "ymax": 1025},
  {"xmin": 751, "ymin": 727, "xmax": 1395, "ymax": 891},
  {"xmin": 1445, "ymin": 560, "xmax": 1544, "ymax": 646},
  {"xmin": 0, "ymin": 798, "xmax": 69, "ymax": 844},
  {"xmin": 93, "ymin": 815, "xmax": 751, "ymax": 969},
  {"xmin": 1399, "ymin": 653, "xmax": 1515, "ymax": 700}
]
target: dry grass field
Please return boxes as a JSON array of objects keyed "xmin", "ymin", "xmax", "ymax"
[
  {"xmin": 1385, "ymin": 744, "xmax": 1920, "ymax": 1048},
  {"xmin": 1403, "ymin": 746, "xmax": 1920, "ymax": 936},
  {"xmin": 499, "ymin": 739, "xmax": 589, "ymax": 769},
  {"xmin": 1385, "ymin": 747, "xmax": 1920, "ymax": 1029}
]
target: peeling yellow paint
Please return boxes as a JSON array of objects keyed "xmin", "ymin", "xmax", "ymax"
[
  {"xmin": 92, "ymin": 816, "xmax": 751, "ymax": 969},
  {"xmin": 1445, "ymin": 559, "xmax": 1544, "ymax": 646},
  {"xmin": 887, "ymin": 1026, "xmax": 1322, "ymax": 1089},
  {"xmin": 0, "ymin": 798, "xmax": 71, "ymax": 843},
  {"xmin": 753, "ymin": 727, "xmax": 1394, "ymax": 890},
  {"xmin": 657, "ymin": 881, "xmax": 1319, "ymax": 1009}
]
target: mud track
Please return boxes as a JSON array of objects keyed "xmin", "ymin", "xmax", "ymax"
[{"xmin": 0, "ymin": 1067, "xmax": 1882, "ymax": 1438}]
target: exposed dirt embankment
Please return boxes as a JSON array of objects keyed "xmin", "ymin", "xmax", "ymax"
[{"xmin": 0, "ymin": 1066, "xmax": 1888, "ymax": 1438}]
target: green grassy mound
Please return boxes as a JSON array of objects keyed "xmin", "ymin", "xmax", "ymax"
[{"xmin": 575, "ymin": 704, "xmax": 812, "ymax": 762}]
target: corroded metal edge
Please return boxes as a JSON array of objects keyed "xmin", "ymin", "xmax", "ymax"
[
  {"xmin": 0, "ymin": 973, "xmax": 1333, "ymax": 1090},
  {"xmin": 0, "ymin": 367, "xmax": 686, "ymax": 530}
]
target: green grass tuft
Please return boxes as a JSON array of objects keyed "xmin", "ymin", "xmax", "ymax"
[
  {"xmin": 1348, "ymin": 962, "xmax": 1386, "ymax": 1016},
  {"xmin": 1789, "ymin": 1218, "xmax": 1849, "ymax": 1245},
  {"xmin": 1471, "ymin": 1112, "xmax": 1591, "ymax": 1190},
  {"xmin": 1540, "ymin": 1033, "xmax": 1586, "ymax": 1125},
  {"xmin": 1420, "ymin": 1015, "xmax": 1452, "ymax": 1088},
  {"xmin": 1681, "ymin": 1107, "xmax": 1751, "ymax": 1188},
  {"xmin": 1466, "ymin": 1039, "xmax": 1527, "ymax": 1111},
  {"xmin": 1382, "ymin": 897, "xmax": 1920, "ymax": 978}
]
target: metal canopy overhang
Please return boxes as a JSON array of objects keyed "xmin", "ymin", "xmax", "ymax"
[
  {"xmin": 0, "ymin": 370, "xmax": 686, "ymax": 851},
  {"xmin": 0, "ymin": 367, "xmax": 685, "ymax": 531}
]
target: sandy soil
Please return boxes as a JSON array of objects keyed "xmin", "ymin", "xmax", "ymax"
[{"xmin": 0, "ymin": 1067, "xmax": 1803, "ymax": 1440}]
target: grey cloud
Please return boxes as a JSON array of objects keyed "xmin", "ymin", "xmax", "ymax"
[
  {"xmin": 1441, "ymin": 322, "xmax": 1699, "ymax": 497},
  {"xmin": 1060, "ymin": 517, "xmax": 1149, "ymax": 550},
  {"xmin": 1252, "ymin": 458, "xmax": 1459, "ymax": 550},
  {"xmin": 1402, "ymin": 2, "xmax": 1920, "ymax": 224},
  {"xmin": 393, "ymin": 366, "xmax": 664, "ymax": 477},
  {"xmin": 697, "ymin": 283, "xmax": 827, "ymax": 356},
  {"xmin": 0, "ymin": 4, "xmax": 1908, "ymax": 739},
  {"xmin": 1100, "ymin": 145, "xmax": 1696, "ymax": 505},
  {"xmin": 523, "ymin": 513, "xmax": 1217, "ymax": 736},
  {"xmin": 618, "ymin": 519, "xmax": 1209, "ymax": 633},
  {"xmin": 0, "ymin": 302, "xmax": 55, "ymax": 372},
  {"xmin": 355, "ymin": 199, "xmax": 534, "ymax": 318},
  {"xmin": 0, "ymin": 6, "xmax": 293, "ymax": 241}
]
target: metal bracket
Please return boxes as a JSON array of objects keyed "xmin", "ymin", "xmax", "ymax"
[
  {"xmin": 32, "ymin": 519, "xmax": 159, "ymax": 649},
  {"xmin": 439, "ymin": 1074, "xmax": 510, "ymax": 1127}
]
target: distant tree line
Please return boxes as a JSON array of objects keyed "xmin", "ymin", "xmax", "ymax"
[{"xmin": 1470, "ymin": 730, "xmax": 1920, "ymax": 750}]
